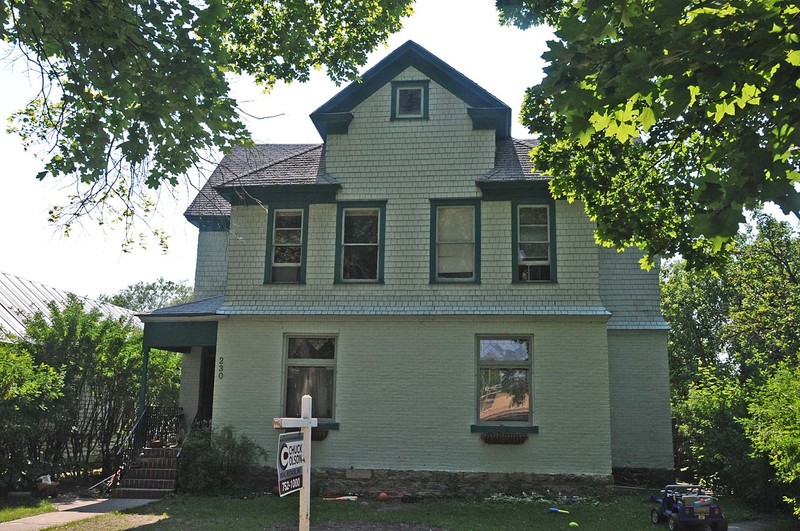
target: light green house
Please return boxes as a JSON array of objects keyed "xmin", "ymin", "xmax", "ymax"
[{"xmin": 140, "ymin": 41, "xmax": 673, "ymax": 495}]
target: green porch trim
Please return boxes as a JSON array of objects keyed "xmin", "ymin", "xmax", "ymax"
[
  {"xmin": 265, "ymin": 204, "xmax": 309, "ymax": 284},
  {"xmin": 470, "ymin": 424, "xmax": 539, "ymax": 434},
  {"xmin": 142, "ymin": 321, "xmax": 218, "ymax": 352},
  {"xmin": 429, "ymin": 199, "xmax": 481, "ymax": 284}
]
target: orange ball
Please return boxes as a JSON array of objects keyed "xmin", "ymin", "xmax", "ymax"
[{"xmin": 378, "ymin": 492, "xmax": 389, "ymax": 501}]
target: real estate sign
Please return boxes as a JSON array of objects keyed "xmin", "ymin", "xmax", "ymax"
[{"xmin": 277, "ymin": 431, "xmax": 304, "ymax": 496}]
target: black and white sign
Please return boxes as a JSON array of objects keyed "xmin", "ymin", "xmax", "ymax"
[{"xmin": 277, "ymin": 431, "xmax": 304, "ymax": 496}]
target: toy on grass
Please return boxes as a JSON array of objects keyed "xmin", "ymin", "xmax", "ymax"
[{"xmin": 549, "ymin": 507, "xmax": 570, "ymax": 514}]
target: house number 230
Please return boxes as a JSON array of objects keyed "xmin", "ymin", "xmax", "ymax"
[{"xmin": 218, "ymin": 357, "xmax": 224, "ymax": 380}]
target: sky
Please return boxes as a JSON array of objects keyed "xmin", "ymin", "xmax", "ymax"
[{"xmin": 0, "ymin": 0, "xmax": 553, "ymax": 299}]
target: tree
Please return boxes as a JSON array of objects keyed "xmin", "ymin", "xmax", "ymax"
[
  {"xmin": 499, "ymin": 0, "xmax": 800, "ymax": 266},
  {"xmin": 2, "ymin": 0, "xmax": 414, "ymax": 237},
  {"xmin": 16, "ymin": 296, "xmax": 143, "ymax": 475},
  {"xmin": 746, "ymin": 361, "xmax": 800, "ymax": 515},
  {"xmin": 662, "ymin": 212, "xmax": 800, "ymax": 510},
  {"xmin": 0, "ymin": 346, "xmax": 62, "ymax": 490},
  {"xmin": 100, "ymin": 277, "xmax": 193, "ymax": 312}
]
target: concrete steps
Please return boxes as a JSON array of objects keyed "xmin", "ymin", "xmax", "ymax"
[{"xmin": 113, "ymin": 447, "xmax": 178, "ymax": 499}]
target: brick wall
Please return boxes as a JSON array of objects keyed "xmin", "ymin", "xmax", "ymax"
[
  {"xmin": 212, "ymin": 315, "xmax": 612, "ymax": 476},
  {"xmin": 607, "ymin": 329, "xmax": 673, "ymax": 470}
]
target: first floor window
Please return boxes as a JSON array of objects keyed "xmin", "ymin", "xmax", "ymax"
[
  {"xmin": 477, "ymin": 337, "xmax": 531, "ymax": 423},
  {"xmin": 285, "ymin": 336, "xmax": 336, "ymax": 420},
  {"xmin": 433, "ymin": 202, "xmax": 478, "ymax": 282},
  {"xmin": 269, "ymin": 209, "xmax": 305, "ymax": 283},
  {"xmin": 516, "ymin": 204, "xmax": 553, "ymax": 282}
]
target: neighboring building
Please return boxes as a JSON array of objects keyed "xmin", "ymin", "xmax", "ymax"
[
  {"xmin": 139, "ymin": 41, "xmax": 673, "ymax": 495},
  {"xmin": 0, "ymin": 271, "xmax": 135, "ymax": 340}
]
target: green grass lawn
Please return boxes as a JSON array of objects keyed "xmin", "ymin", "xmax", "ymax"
[
  {"xmin": 41, "ymin": 489, "xmax": 798, "ymax": 531},
  {"xmin": 0, "ymin": 496, "xmax": 56, "ymax": 523}
]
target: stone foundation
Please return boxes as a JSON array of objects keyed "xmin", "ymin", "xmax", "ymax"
[
  {"xmin": 612, "ymin": 467, "xmax": 675, "ymax": 488},
  {"xmin": 248, "ymin": 467, "xmax": 614, "ymax": 500}
]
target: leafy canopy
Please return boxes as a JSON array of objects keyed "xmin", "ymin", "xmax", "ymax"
[
  {"xmin": 499, "ymin": 0, "xmax": 800, "ymax": 266},
  {"xmin": 662, "ymin": 212, "xmax": 800, "ymax": 510},
  {"xmin": 99, "ymin": 277, "xmax": 193, "ymax": 312},
  {"xmin": 2, "ymin": 0, "xmax": 413, "ymax": 240}
]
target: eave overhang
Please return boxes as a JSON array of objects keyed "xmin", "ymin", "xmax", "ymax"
[{"xmin": 215, "ymin": 183, "xmax": 341, "ymax": 206}]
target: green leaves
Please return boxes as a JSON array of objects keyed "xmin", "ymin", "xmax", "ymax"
[
  {"xmin": 503, "ymin": 0, "xmax": 800, "ymax": 267},
  {"xmin": 663, "ymin": 213, "xmax": 800, "ymax": 509},
  {"xmin": 3, "ymin": 0, "xmax": 414, "ymax": 240}
]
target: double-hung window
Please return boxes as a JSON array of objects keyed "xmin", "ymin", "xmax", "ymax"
[
  {"xmin": 514, "ymin": 202, "xmax": 556, "ymax": 282},
  {"xmin": 476, "ymin": 336, "xmax": 532, "ymax": 424},
  {"xmin": 285, "ymin": 336, "xmax": 336, "ymax": 421},
  {"xmin": 267, "ymin": 208, "xmax": 307, "ymax": 283},
  {"xmin": 336, "ymin": 202, "xmax": 386, "ymax": 283},
  {"xmin": 431, "ymin": 200, "xmax": 480, "ymax": 283}
]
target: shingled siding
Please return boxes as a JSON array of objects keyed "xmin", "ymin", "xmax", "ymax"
[
  {"xmin": 608, "ymin": 329, "xmax": 673, "ymax": 471},
  {"xmin": 194, "ymin": 230, "xmax": 229, "ymax": 299},
  {"xmin": 211, "ymin": 315, "xmax": 612, "ymax": 476},
  {"xmin": 223, "ymin": 198, "xmax": 603, "ymax": 314},
  {"xmin": 326, "ymin": 67, "xmax": 495, "ymax": 184},
  {"xmin": 598, "ymin": 246, "xmax": 667, "ymax": 330}
]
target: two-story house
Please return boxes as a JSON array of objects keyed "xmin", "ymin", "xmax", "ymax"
[{"xmin": 139, "ymin": 41, "xmax": 673, "ymax": 496}]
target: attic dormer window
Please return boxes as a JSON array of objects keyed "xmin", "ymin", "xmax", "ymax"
[{"xmin": 391, "ymin": 80, "xmax": 429, "ymax": 120}]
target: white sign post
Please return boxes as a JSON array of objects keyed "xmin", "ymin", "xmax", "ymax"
[{"xmin": 273, "ymin": 395, "xmax": 317, "ymax": 531}]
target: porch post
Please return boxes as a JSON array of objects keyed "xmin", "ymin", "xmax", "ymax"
[{"xmin": 139, "ymin": 346, "xmax": 150, "ymax": 417}]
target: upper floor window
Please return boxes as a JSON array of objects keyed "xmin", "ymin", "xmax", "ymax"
[
  {"xmin": 514, "ymin": 203, "xmax": 556, "ymax": 282},
  {"xmin": 431, "ymin": 200, "xmax": 480, "ymax": 283},
  {"xmin": 267, "ymin": 208, "xmax": 307, "ymax": 283},
  {"xmin": 391, "ymin": 80, "xmax": 430, "ymax": 120},
  {"xmin": 336, "ymin": 202, "xmax": 386, "ymax": 283}
]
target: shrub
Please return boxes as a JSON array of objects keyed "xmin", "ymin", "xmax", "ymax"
[{"xmin": 178, "ymin": 425, "xmax": 266, "ymax": 493}]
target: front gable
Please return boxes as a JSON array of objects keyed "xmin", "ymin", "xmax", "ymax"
[{"xmin": 311, "ymin": 40, "xmax": 511, "ymax": 140}]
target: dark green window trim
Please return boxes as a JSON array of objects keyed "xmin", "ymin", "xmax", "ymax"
[
  {"xmin": 391, "ymin": 80, "xmax": 430, "ymax": 120},
  {"xmin": 512, "ymin": 199, "xmax": 557, "ymax": 283},
  {"xmin": 265, "ymin": 204, "xmax": 309, "ymax": 284},
  {"xmin": 429, "ymin": 199, "xmax": 481, "ymax": 284},
  {"xmin": 283, "ymin": 335, "xmax": 338, "ymax": 423},
  {"xmin": 334, "ymin": 201, "xmax": 387, "ymax": 284},
  {"xmin": 475, "ymin": 335, "xmax": 534, "ymax": 429}
]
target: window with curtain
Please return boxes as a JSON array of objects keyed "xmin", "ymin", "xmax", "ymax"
[{"xmin": 285, "ymin": 337, "xmax": 336, "ymax": 420}]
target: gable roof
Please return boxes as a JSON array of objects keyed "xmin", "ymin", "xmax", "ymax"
[
  {"xmin": 0, "ymin": 272, "xmax": 136, "ymax": 340},
  {"xmin": 184, "ymin": 138, "xmax": 548, "ymax": 222},
  {"xmin": 311, "ymin": 40, "xmax": 512, "ymax": 139},
  {"xmin": 184, "ymin": 144, "xmax": 321, "ymax": 228}
]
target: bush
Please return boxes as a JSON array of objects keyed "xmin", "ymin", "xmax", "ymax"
[{"xmin": 178, "ymin": 425, "xmax": 266, "ymax": 493}]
